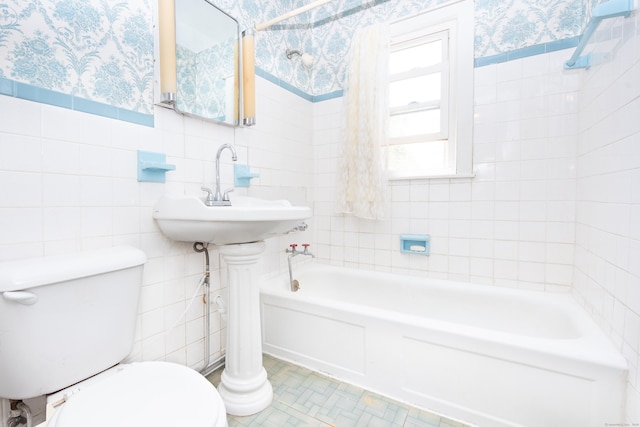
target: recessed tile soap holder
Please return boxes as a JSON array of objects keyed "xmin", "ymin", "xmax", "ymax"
[
  {"xmin": 400, "ymin": 234, "xmax": 430, "ymax": 255},
  {"xmin": 137, "ymin": 150, "xmax": 176, "ymax": 183}
]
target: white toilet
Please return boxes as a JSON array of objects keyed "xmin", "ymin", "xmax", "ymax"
[{"xmin": 0, "ymin": 246, "xmax": 227, "ymax": 427}]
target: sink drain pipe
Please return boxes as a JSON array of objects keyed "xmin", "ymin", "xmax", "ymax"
[
  {"xmin": 7, "ymin": 401, "xmax": 32, "ymax": 427},
  {"xmin": 193, "ymin": 242, "xmax": 225, "ymax": 377}
]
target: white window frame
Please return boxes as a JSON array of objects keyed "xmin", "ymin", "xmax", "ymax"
[
  {"xmin": 387, "ymin": 0, "xmax": 474, "ymax": 179},
  {"xmin": 389, "ymin": 30, "xmax": 450, "ymax": 142}
]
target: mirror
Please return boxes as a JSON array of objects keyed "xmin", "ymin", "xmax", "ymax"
[{"xmin": 174, "ymin": 0, "xmax": 240, "ymax": 125}]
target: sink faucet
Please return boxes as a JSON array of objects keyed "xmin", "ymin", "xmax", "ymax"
[{"xmin": 207, "ymin": 144, "xmax": 237, "ymax": 206}]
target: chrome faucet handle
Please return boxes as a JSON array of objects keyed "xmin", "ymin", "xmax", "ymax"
[
  {"xmin": 222, "ymin": 188, "xmax": 234, "ymax": 202},
  {"xmin": 201, "ymin": 187, "xmax": 215, "ymax": 206}
]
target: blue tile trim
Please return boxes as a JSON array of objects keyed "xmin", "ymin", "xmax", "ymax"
[
  {"xmin": 261, "ymin": 37, "xmax": 581, "ymax": 102},
  {"xmin": 313, "ymin": 90, "xmax": 343, "ymax": 102},
  {"xmin": 0, "ymin": 78, "xmax": 154, "ymax": 127},
  {"xmin": 475, "ymin": 36, "xmax": 580, "ymax": 67},
  {"xmin": 256, "ymin": 67, "xmax": 314, "ymax": 101},
  {"xmin": 549, "ymin": 36, "xmax": 582, "ymax": 51},
  {"xmin": 74, "ymin": 97, "xmax": 118, "ymax": 119},
  {"xmin": 0, "ymin": 78, "xmax": 14, "ymax": 96},
  {"xmin": 120, "ymin": 109, "xmax": 155, "ymax": 127},
  {"xmin": 16, "ymin": 82, "xmax": 72, "ymax": 109},
  {"xmin": 257, "ymin": 67, "xmax": 343, "ymax": 102},
  {"xmin": 507, "ymin": 43, "xmax": 546, "ymax": 61}
]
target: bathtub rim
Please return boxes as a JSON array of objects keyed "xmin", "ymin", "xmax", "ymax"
[{"xmin": 261, "ymin": 263, "xmax": 628, "ymax": 375}]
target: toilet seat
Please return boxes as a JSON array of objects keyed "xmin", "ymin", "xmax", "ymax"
[{"xmin": 47, "ymin": 361, "xmax": 227, "ymax": 427}]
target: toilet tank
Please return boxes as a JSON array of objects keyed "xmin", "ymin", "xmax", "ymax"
[{"xmin": 0, "ymin": 246, "xmax": 146, "ymax": 400}]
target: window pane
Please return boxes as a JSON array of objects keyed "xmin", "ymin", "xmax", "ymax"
[
  {"xmin": 390, "ymin": 40, "xmax": 442, "ymax": 74},
  {"xmin": 390, "ymin": 109, "xmax": 440, "ymax": 138},
  {"xmin": 386, "ymin": 141, "xmax": 452, "ymax": 178},
  {"xmin": 390, "ymin": 73, "xmax": 441, "ymax": 108}
]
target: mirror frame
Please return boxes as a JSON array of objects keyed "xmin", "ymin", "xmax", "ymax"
[{"xmin": 160, "ymin": 0, "xmax": 242, "ymax": 126}]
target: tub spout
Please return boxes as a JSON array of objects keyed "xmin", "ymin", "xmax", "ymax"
[
  {"xmin": 301, "ymin": 243, "xmax": 314, "ymax": 256},
  {"xmin": 286, "ymin": 244, "xmax": 314, "ymax": 291}
]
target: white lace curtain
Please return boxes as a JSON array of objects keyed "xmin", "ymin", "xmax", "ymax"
[{"xmin": 335, "ymin": 23, "xmax": 390, "ymax": 220}]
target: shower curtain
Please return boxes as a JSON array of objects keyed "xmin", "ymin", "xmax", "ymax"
[{"xmin": 335, "ymin": 23, "xmax": 390, "ymax": 220}]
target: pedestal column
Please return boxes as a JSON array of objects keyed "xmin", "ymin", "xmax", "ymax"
[{"xmin": 217, "ymin": 241, "xmax": 272, "ymax": 416}]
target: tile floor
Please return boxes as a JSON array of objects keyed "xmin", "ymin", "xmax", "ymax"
[{"xmin": 207, "ymin": 354, "xmax": 472, "ymax": 427}]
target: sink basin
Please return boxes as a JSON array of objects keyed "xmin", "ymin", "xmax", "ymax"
[{"xmin": 153, "ymin": 194, "xmax": 312, "ymax": 245}]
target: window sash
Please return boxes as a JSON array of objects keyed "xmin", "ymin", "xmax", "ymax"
[
  {"xmin": 385, "ymin": 0, "xmax": 475, "ymax": 179},
  {"xmin": 388, "ymin": 30, "xmax": 449, "ymax": 144}
]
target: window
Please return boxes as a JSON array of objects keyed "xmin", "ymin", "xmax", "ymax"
[{"xmin": 385, "ymin": 0, "xmax": 474, "ymax": 179}]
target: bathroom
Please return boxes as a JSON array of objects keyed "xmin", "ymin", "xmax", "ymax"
[{"xmin": 0, "ymin": 0, "xmax": 638, "ymax": 425}]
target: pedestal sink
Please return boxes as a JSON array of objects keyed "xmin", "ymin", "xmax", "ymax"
[
  {"xmin": 153, "ymin": 194, "xmax": 312, "ymax": 415},
  {"xmin": 153, "ymin": 194, "xmax": 311, "ymax": 245}
]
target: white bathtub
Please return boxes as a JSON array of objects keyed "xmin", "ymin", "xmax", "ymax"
[{"xmin": 260, "ymin": 264, "xmax": 628, "ymax": 427}]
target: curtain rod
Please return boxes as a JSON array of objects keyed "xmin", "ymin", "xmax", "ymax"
[
  {"xmin": 255, "ymin": 0, "xmax": 334, "ymax": 31},
  {"xmin": 387, "ymin": 0, "xmax": 466, "ymax": 26}
]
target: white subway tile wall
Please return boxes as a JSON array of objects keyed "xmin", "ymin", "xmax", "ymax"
[
  {"xmin": 313, "ymin": 49, "xmax": 580, "ymax": 292},
  {"xmin": 0, "ymin": 77, "xmax": 314, "ymax": 372},
  {"xmin": 573, "ymin": 8, "xmax": 640, "ymax": 419},
  {"xmin": 313, "ymin": 38, "xmax": 639, "ymax": 419}
]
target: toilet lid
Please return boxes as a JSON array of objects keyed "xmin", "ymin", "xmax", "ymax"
[{"xmin": 48, "ymin": 362, "xmax": 227, "ymax": 427}]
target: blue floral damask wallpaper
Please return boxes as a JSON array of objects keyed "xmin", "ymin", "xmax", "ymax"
[
  {"xmin": 0, "ymin": 0, "xmax": 153, "ymax": 114},
  {"xmin": 0, "ymin": 0, "xmax": 586, "ymax": 118},
  {"xmin": 474, "ymin": 0, "xmax": 584, "ymax": 57},
  {"xmin": 176, "ymin": 38, "xmax": 235, "ymax": 122},
  {"xmin": 213, "ymin": 0, "xmax": 586, "ymax": 97}
]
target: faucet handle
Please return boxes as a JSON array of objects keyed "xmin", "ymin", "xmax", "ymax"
[
  {"xmin": 286, "ymin": 243, "xmax": 297, "ymax": 254},
  {"xmin": 201, "ymin": 187, "xmax": 215, "ymax": 206},
  {"xmin": 222, "ymin": 188, "xmax": 234, "ymax": 202}
]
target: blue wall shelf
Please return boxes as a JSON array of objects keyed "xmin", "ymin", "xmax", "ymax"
[
  {"xmin": 234, "ymin": 164, "xmax": 260, "ymax": 187},
  {"xmin": 137, "ymin": 150, "xmax": 176, "ymax": 183}
]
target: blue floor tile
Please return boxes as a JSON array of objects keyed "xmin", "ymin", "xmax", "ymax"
[{"xmin": 207, "ymin": 354, "xmax": 472, "ymax": 427}]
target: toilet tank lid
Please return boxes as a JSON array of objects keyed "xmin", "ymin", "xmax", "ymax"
[{"xmin": 0, "ymin": 246, "xmax": 146, "ymax": 292}]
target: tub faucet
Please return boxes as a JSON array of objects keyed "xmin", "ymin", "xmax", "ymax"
[
  {"xmin": 211, "ymin": 143, "xmax": 237, "ymax": 206},
  {"xmin": 286, "ymin": 244, "xmax": 314, "ymax": 292}
]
